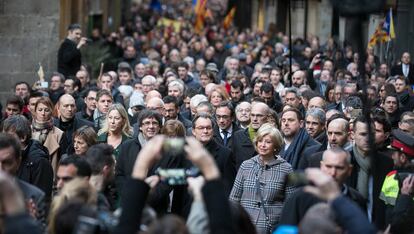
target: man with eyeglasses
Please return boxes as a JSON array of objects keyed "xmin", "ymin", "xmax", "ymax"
[
  {"xmin": 192, "ymin": 113, "xmax": 235, "ymax": 194},
  {"xmin": 235, "ymin": 102, "xmax": 251, "ymax": 129},
  {"xmin": 213, "ymin": 101, "xmax": 239, "ymax": 149},
  {"xmin": 75, "ymin": 87, "xmax": 98, "ymax": 122},
  {"xmin": 116, "ymin": 110, "xmax": 178, "ymax": 214},
  {"xmin": 232, "ymin": 102, "xmax": 269, "ymax": 170}
]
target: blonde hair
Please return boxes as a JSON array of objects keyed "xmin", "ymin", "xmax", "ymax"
[
  {"xmin": 98, "ymin": 103, "xmax": 132, "ymax": 137},
  {"xmin": 253, "ymin": 123, "xmax": 284, "ymax": 155},
  {"xmin": 48, "ymin": 178, "xmax": 97, "ymax": 234}
]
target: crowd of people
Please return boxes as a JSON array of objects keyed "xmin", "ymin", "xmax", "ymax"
[{"xmin": 1, "ymin": 1, "xmax": 414, "ymax": 234}]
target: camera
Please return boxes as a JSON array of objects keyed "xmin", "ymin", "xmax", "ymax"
[
  {"xmin": 162, "ymin": 138, "xmax": 186, "ymax": 157},
  {"xmin": 396, "ymin": 172, "xmax": 414, "ymax": 185},
  {"xmin": 156, "ymin": 167, "xmax": 200, "ymax": 185}
]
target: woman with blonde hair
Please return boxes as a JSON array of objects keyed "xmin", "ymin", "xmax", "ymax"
[
  {"xmin": 97, "ymin": 103, "xmax": 132, "ymax": 158},
  {"xmin": 230, "ymin": 123, "xmax": 295, "ymax": 233},
  {"xmin": 31, "ymin": 97, "xmax": 68, "ymax": 173},
  {"xmin": 208, "ymin": 85, "xmax": 230, "ymax": 109}
]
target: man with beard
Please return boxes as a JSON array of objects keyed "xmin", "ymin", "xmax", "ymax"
[
  {"xmin": 280, "ymin": 108, "xmax": 321, "ymax": 169},
  {"xmin": 163, "ymin": 95, "xmax": 192, "ymax": 129},
  {"xmin": 381, "ymin": 94, "xmax": 400, "ymax": 128},
  {"xmin": 305, "ymin": 108, "xmax": 327, "ymax": 148},
  {"xmin": 230, "ymin": 80, "xmax": 246, "ymax": 107},
  {"xmin": 232, "ymin": 102, "xmax": 269, "ymax": 169},
  {"xmin": 259, "ymin": 82, "xmax": 283, "ymax": 112},
  {"xmin": 299, "ymin": 116, "xmax": 352, "ymax": 169}
]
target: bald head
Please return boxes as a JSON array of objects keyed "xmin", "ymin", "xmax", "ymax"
[
  {"xmin": 250, "ymin": 102, "xmax": 269, "ymax": 130},
  {"xmin": 145, "ymin": 90, "xmax": 162, "ymax": 103},
  {"xmin": 146, "ymin": 97, "xmax": 164, "ymax": 115},
  {"xmin": 327, "ymin": 118, "xmax": 349, "ymax": 148},
  {"xmin": 308, "ymin": 97, "xmax": 326, "ymax": 111},
  {"xmin": 59, "ymin": 94, "xmax": 76, "ymax": 121}
]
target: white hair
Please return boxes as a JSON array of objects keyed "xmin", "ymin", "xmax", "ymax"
[{"xmin": 190, "ymin": 94, "xmax": 208, "ymax": 109}]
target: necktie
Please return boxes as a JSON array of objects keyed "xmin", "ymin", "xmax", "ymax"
[{"xmin": 222, "ymin": 130, "xmax": 228, "ymax": 146}]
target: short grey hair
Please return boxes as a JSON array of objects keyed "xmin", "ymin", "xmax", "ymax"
[
  {"xmin": 322, "ymin": 147, "xmax": 352, "ymax": 164},
  {"xmin": 168, "ymin": 80, "xmax": 185, "ymax": 94},
  {"xmin": 142, "ymin": 75, "xmax": 157, "ymax": 84},
  {"xmin": 306, "ymin": 108, "xmax": 326, "ymax": 124},
  {"xmin": 190, "ymin": 94, "xmax": 208, "ymax": 109}
]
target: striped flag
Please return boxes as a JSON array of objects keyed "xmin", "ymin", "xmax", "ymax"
[
  {"xmin": 368, "ymin": 8, "xmax": 396, "ymax": 47},
  {"xmin": 223, "ymin": 7, "xmax": 236, "ymax": 30},
  {"xmin": 194, "ymin": 0, "xmax": 207, "ymax": 34}
]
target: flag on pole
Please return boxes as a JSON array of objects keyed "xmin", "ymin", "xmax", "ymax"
[
  {"xmin": 194, "ymin": 0, "xmax": 207, "ymax": 34},
  {"xmin": 223, "ymin": 7, "xmax": 236, "ymax": 30},
  {"xmin": 382, "ymin": 8, "xmax": 395, "ymax": 40},
  {"xmin": 368, "ymin": 8, "xmax": 396, "ymax": 47}
]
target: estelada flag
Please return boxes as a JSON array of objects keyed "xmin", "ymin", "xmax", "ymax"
[
  {"xmin": 368, "ymin": 8, "xmax": 396, "ymax": 47},
  {"xmin": 223, "ymin": 7, "xmax": 236, "ymax": 30},
  {"xmin": 194, "ymin": 0, "xmax": 207, "ymax": 34}
]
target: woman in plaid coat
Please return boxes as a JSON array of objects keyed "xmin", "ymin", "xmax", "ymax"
[{"xmin": 230, "ymin": 124, "xmax": 296, "ymax": 234}]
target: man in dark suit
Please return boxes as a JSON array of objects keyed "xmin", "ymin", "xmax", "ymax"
[
  {"xmin": 213, "ymin": 101, "xmax": 239, "ymax": 149},
  {"xmin": 192, "ymin": 113, "xmax": 236, "ymax": 194},
  {"xmin": 391, "ymin": 52, "xmax": 414, "ymax": 85},
  {"xmin": 232, "ymin": 102, "xmax": 269, "ymax": 170},
  {"xmin": 57, "ymin": 24, "xmax": 87, "ymax": 78}
]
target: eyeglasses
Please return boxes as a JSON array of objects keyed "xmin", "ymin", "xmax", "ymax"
[
  {"xmin": 195, "ymin": 126, "xmax": 213, "ymax": 131},
  {"xmin": 236, "ymin": 108, "xmax": 251, "ymax": 113},
  {"xmin": 142, "ymin": 121, "xmax": 159, "ymax": 126}
]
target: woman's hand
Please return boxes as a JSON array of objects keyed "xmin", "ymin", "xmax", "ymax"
[
  {"xmin": 132, "ymin": 135, "xmax": 165, "ymax": 180},
  {"xmin": 184, "ymin": 137, "xmax": 220, "ymax": 180}
]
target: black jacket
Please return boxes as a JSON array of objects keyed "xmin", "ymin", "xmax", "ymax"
[
  {"xmin": 391, "ymin": 63, "xmax": 414, "ymax": 85},
  {"xmin": 17, "ymin": 179, "xmax": 46, "ymax": 229},
  {"xmin": 346, "ymin": 150, "xmax": 394, "ymax": 230},
  {"xmin": 279, "ymin": 186, "xmax": 367, "ymax": 226},
  {"xmin": 115, "ymin": 137, "xmax": 179, "ymax": 214},
  {"xmin": 231, "ymin": 128, "xmax": 257, "ymax": 170},
  {"xmin": 18, "ymin": 140, "xmax": 54, "ymax": 204},
  {"xmin": 205, "ymin": 139, "xmax": 236, "ymax": 195},
  {"xmin": 53, "ymin": 116, "xmax": 94, "ymax": 154},
  {"xmin": 57, "ymin": 38, "xmax": 81, "ymax": 78},
  {"xmin": 213, "ymin": 122, "xmax": 240, "ymax": 149},
  {"xmin": 114, "ymin": 178, "xmax": 235, "ymax": 234}
]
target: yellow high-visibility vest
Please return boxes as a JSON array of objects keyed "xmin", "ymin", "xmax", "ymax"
[{"xmin": 380, "ymin": 170, "xmax": 399, "ymax": 206}]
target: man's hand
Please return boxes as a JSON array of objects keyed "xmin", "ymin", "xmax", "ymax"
[
  {"xmin": 303, "ymin": 168, "xmax": 341, "ymax": 201},
  {"xmin": 187, "ymin": 176, "xmax": 205, "ymax": 201},
  {"xmin": 309, "ymin": 53, "xmax": 322, "ymax": 69},
  {"xmin": 77, "ymin": 37, "xmax": 88, "ymax": 49},
  {"xmin": 401, "ymin": 175, "xmax": 414, "ymax": 196}
]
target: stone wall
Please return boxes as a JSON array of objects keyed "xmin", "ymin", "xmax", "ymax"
[{"xmin": 0, "ymin": 0, "xmax": 59, "ymax": 106}]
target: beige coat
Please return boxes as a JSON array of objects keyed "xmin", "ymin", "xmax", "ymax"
[{"xmin": 40, "ymin": 127, "xmax": 64, "ymax": 174}]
